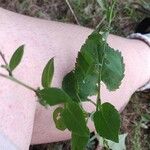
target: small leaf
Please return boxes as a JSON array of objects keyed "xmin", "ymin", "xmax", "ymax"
[
  {"xmin": 38, "ymin": 87, "xmax": 72, "ymax": 106},
  {"xmin": 53, "ymin": 107, "xmax": 66, "ymax": 131},
  {"xmin": 93, "ymin": 102, "xmax": 120, "ymax": 142},
  {"xmin": 9, "ymin": 45, "xmax": 24, "ymax": 71},
  {"xmin": 42, "ymin": 58, "xmax": 54, "ymax": 88},
  {"xmin": 62, "ymin": 102, "xmax": 90, "ymax": 137},
  {"xmin": 99, "ymin": 133, "xmax": 128, "ymax": 150},
  {"xmin": 72, "ymin": 132, "xmax": 89, "ymax": 150}
]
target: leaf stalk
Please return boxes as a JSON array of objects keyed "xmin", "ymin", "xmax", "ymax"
[{"xmin": 0, "ymin": 73, "xmax": 37, "ymax": 92}]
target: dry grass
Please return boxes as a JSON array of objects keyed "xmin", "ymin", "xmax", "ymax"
[{"xmin": 0, "ymin": 0, "xmax": 150, "ymax": 149}]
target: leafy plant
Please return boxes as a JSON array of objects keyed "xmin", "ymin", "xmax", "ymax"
[{"xmin": 0, "ymin": 0, "xmax": 125, "ymax": 149}]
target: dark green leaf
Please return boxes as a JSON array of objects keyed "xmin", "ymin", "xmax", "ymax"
[
  {"xmin": 9, "ymin": 45, "xmax": 24, "ymax": 71},
  {"xmin": 74, "ymin": 31, "xmax": 124, "ymax": 100},
  {"xmin": 72, "ymin": 132, "xmax": 89, "ymax": 150},
  {"xmin": 62, "ymin": 71, "xmax": 79, "ymax": 102},
  {"xmin": 42, "ymin": 57, "xmax": 54, "ymax": 88},
  {"xmin": 53, "ymin": 107, "xmax": 66, "ymax": 131},
  {"xmin": 74, "ymin": 33, "xmax": 101, "ymax": 100},
  {"xmin": 93, "ymin": 102, "xmax": 120, "ymax": 142},
  {"xmin": 62, "ymin": 102, "xmax": 89, "ymax": 137},
  {"xmin": 75, "ymin": 56, "xmax": 98, "ymax": 100},
  {"xmin": 101, "ymin": 45, "xmax": 124, "ymax": 91},
  {"xmin": 38, "ymin": 87, "xmax": 72, "ymax": 106}
]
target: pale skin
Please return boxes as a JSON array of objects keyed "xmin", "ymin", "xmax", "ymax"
[{"xmin": 0, "ymin": 8, "xmax": 150, "ymax": 150}]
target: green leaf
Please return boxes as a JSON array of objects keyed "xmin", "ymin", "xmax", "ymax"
[
  {"xmin": 99, "ymin": 134, "xmax": 128, "ymax": 150},
  {"xmin": 93, "ymin": 102, "xmax": 120, "ymax": 142},
  {"xmin": 63, "ymin": 103, "xmax": 90, "ymax": 149},
  {"xmin": 74, "ymin": 31, "xmax": 124, "ymax": 101},
  {"xmin": 101, "ymin": 45, "xmax": 124, "ymax": 91},
  {"xmin": 62, "ymin": 71, "xmax": 79, "ymax": 102},
  {"xmin": 42, "ymin": 57, "xmax": 54, "ymax": 88},
  {"xmin": 72, "ymin": 133, "xmax": 89, "ymax": 150},
  {"xmin": 62, "ymin": 102, "xmax": 90, "ymax": 137},
  {"xmin": 38, "ymin": 87, "xmax": 72, "ymax": 106},
  {"xmin": 74, "ymin": 33, "xmax": 101, "ymax": 100},
  {"xmin": 53, "ymin": 107, "xmax": 66, "ymax": 131},
  {"xmin": 9, "ymin": 45, "xmax": 24, "ymax": 71}
]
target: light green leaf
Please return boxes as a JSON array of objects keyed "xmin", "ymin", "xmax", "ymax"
[
  {"xmin": 9, "ymin": 45, "xmax": 24, "ymax": 71},
  {"xmin": 99, "ymin": 134, "xmax": 128, "ymax": 150},
  {"xmin": 62, "ymin": 102, "xmax": 90, "ymax": 137},
  {"xmin": 53, "ymin": 107, "xmax": 66, "ymax": 131},
  {"xmin": 38, "ymin": 87, "xmax": 72, "ymax": 106},
  {"xmin": 93, "ymin": 102, "xmax": 120, "ymax": 142},
  {"xmin": 42, "ymin": 57, "xmax": 54, "ymax": 88},
  {"xmin": 72, "ymin": 132, "xmax": 89, "ymax": 150},
  {"xmin": 62, "ymin": 71, "xmax": 79, "ymax": 102},
  {"xmin": 101, "ymin": 45, "xmax": 125, "ymax": 91}
]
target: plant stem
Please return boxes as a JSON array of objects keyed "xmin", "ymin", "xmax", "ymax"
[
  {"xmin": 88, "ymin": 99, "xmax": 97, "ymax": 107},
  {"xmin": 0, "ymin": 51, "xmax": 12, "ymax": 76},
  {"xmin": 96, "ymin": 16, "xmax": 106, "ymax": 32},
  {"xmin": 96, "ymin": 0, "xmax": 116, "ymax": 110},
  {"xmin": 0, "ymin": 51, "xmax": 8, "ymax": 66},
  {"xmin": 0, "ymin": 73, "xmax": 37, "ymax": 92},
  {"xmin": 108, "ymin": 0, "xmax": 117, "ymax": 30},
  {"xmin": 96, "ymin": 42, "xmax": 106, "ymax": 111},
  {"xmin": 96, "ymin": 67, "xmax": 101, "ymax": 111},
  {"xmin": 89, "ymin": 134, "xmax": 98, "ymax": 142}
]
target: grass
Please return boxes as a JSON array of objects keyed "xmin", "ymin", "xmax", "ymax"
[
  {"xmin": 132, "ymin": 122, "xmax": 142, "ymax": 150},
  {"xmin": 0, "ymin": 0, "xmax": 150, "ymax": 149},
  {"xmin": 121, "ymin": 92, "xmax": 150, "ymax": 150}
]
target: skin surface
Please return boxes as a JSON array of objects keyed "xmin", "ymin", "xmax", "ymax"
[{"xmin": 0, "ymin": 8, "xmax": 150, "ymax": 149}]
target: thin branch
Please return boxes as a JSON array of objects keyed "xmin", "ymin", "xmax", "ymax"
[
  {"xmin": 89, "ymin": 134, "xmax": 98, "ymax": 142},
  {"xmin": 96, "ymin": 16, "xmax": 106, "ymax": 32},
  {"xmin": 87, "ymin": 99, "xmax": 97, "ymax": 107},
  {"xmin": 0, "ymin": 51, "xmax": 8, "ymax": 66},
  {"xmin": 65, "ymin": 0, "xmax": 80, "ymax": 25},
  {"xmin": 0, "ymin": 51, "xmax": 12, "ymax": 76},
  {"xmin": 0, "ymin": 73, "xmax": 37, "ymax": 92}
]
